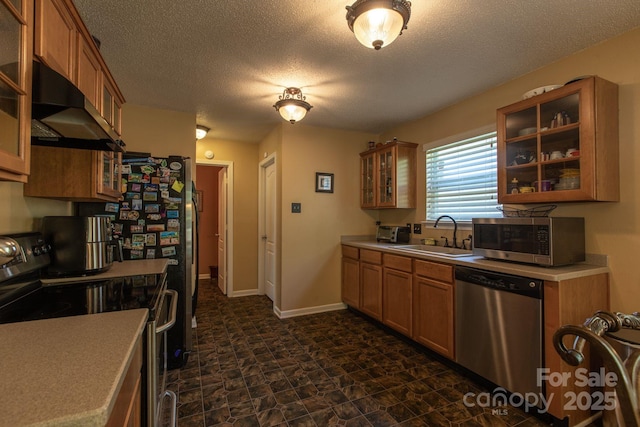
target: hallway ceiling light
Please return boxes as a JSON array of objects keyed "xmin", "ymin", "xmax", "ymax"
[
  {"xmin": 273, "ymin": 87, "xmax": 313, "ymax": 124},
  {"xmin": 196, "ymin": 125, "xmax": 210, "ymax": 140},
  {"xmin": 346, "ymin": 0, "xmax": 411, "ymax": 50}
]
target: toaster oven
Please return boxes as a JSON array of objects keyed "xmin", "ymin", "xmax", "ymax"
[{"xmin": 376, "ymin": 225, "xmax": 411, "ymax": 243}]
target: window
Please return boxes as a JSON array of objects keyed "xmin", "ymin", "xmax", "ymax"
[{"xmin": 425, "ymin": 131, "xmax": 499, "ymax": 222}]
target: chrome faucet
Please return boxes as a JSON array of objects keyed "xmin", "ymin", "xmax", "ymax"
[{"xmin": 434, "ymin": 215, "xmax": 458, "ymax": 248}]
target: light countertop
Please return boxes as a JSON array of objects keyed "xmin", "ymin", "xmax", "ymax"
[
  {"xmin": 341, "ymin": 237, "xmax": 609, "ymax": 281},
  {"xmin": 42, "ymin": 258, "xmax": 169, "ymax": 286},
  {"xmin": 0, "ymin": 309, "xmax": 148, "ymax": 427}
]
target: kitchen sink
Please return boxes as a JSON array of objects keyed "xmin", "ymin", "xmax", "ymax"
[{"xmin": 390, "ymin": 245, "xmax": 475, "ymax": 258}]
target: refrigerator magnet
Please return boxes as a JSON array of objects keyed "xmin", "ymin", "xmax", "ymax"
[
  {"xmin": 172, "ymin": 180, "xmax": 185, "ymax": 193},
  {"xmin": 105, "ymin": 202, "xmax": 119, "ymax": 213},
  {"xmin": 162, "ymin": 246, "xmax": 177, "ymax": 257},
  {"xmin": 146, "ymin": 234, "xmax": 157, "ymax": 245},
  {"xmin": 143, "ymin": 192, "xmax": 158, "ymax": 202},
  {"xmin": 166, "ymin": 210, "xmax": 179, "ymax": 219}
]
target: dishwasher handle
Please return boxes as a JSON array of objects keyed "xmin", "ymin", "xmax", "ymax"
[
  {"xmin": 156, "ymin": 289, "xmax": 178, "ymax": 334},
  {"xmin": 455, "ymin": 266, "xmax": 543, "ymax": 298}
]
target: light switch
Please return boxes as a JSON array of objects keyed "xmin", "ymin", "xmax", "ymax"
[{"xmin": 291, "ymin": 203, "xmax": 301, "ymax": 213}]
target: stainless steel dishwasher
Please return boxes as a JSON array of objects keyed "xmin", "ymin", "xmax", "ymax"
[{"xmin": 455, "ymin": 266, "xmax": 543, "ymax": 399}]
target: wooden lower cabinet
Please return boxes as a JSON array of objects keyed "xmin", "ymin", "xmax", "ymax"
[
  {"xmin": 382, "ymin": 254, "xmax": 413, "ymax": 336},
  {"xmin": 340, "ymin": 244, "xmax": 611, "ymax": 426},
  {"xmin": 106, "ymin": 337, "xmax": 142, "ymax": 427},
  {"xmin": 412, "ymin": 276, "xmax": 454, "ymax": 359},
  {"xmin": 412, "ymin": 259, "xmax": 455, "ymax": 359},
  {"xmin": 360, "ymin": 249, "xmax": 383, "ymax": 321},
  {"xmin": 341, "ymin": 245, "xmax": 360, "ymax": 308},
  {"xmin": 543, "ymin": 274, "xmax": 610, "ymax": 425}
]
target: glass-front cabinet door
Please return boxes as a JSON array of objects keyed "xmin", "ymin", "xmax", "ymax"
[
  {"xmin": 497, "ymin": 76, "xmax": 619, "ymax": 203},
  {"xmin": 359, "ymin": 140, "xmax": 417, "ymax": 209},
  {"xmin": 377, "ymin": 147, "xmax": 396, "ymax": 207},
  {"xmin": 0, "ymin": 0, "xmax": 33, "ymax": 181},
  {"xmin": 97, "ymin": 151, "xmax": 122, "ymax": 199},
  {"xmin": 360, "ymin": 153, "xmax": 375, "ymax": 208}
]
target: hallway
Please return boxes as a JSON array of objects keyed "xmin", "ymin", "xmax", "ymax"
[{"xmin": 167, "ymin": 280, "xmax": 550, "ymax": 426}]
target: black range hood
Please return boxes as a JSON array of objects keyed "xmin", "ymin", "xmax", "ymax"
[{"xmin": 31, "ymin": 61, "xmax": 126, "ymax": 152}]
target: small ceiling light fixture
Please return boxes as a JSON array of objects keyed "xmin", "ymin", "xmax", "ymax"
[
  {"xmin": 346, "ymin": 0, "xmax": 411, "ymax": 50},
  {"xmin": 273, "ymin": 87, "xmax": 313, "ymax": 124},
  {"xmin": 196, "ymin": 125, "xmax": 210, "ymax": 140}
]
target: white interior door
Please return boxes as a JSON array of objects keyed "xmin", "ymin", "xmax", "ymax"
[
  {"xmin": 217, "ymin": 168, "xmax": 227, "ymax": 294},
  {"xmin": 264, "ymin": 161, "xmax": 276, "ymax": 301}
]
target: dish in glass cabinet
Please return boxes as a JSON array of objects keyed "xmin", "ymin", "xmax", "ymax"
[
  {"xmin": 518, "ymin": 127, "xmax": 537, "ymax": 136},
  {"xmin": 522, "ymin": 85, "xmax": 563, "ymax": 99}
]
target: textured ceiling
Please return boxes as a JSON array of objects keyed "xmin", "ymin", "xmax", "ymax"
[{"xmin": 72, "ymin": 0, "xmax": 640, "ymax": 143}]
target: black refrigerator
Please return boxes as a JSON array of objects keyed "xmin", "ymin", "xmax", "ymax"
[{"xmin": 79, "ymin": 154, "xmax": 196, "ymax": 369}]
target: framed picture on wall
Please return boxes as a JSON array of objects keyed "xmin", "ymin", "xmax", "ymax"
[{"xmin": 315, "ymin": 172, "xmax": 334, "ymax": 193}]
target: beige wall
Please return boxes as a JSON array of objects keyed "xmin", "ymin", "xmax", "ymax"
[
  {"xmin": 0, "ymin": 181, "xmax": 71, "ymax": 234},
  {"xmin": 278, "ymin": 124, "xmax": 378, "ymax": 312},
  {"xmin": 379, "ymin": 27, "xmax": 640, "ymax": 314},
  {"xmin": 195, "ymin": 138, "xmax": 260, "ymax": 293},
  {"xmin": 121, "ymin": 104, "xmax": 196, "ymax": 160}
]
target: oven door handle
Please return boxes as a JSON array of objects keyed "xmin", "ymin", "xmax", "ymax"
[{"xmin": 156, "ymin": 289, "xmax": 178, "ymax": 334}]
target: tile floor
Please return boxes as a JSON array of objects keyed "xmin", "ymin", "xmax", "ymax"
[{"xmin": 167, "ymin": 280, "xmax": 554, "ymax": 426}]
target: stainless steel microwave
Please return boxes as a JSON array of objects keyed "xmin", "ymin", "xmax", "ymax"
[{"xmin": 472, "ymin": 217, "xmax": 585, "ymax": 266}]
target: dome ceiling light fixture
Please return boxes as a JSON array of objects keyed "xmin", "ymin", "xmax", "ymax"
[
  {"xmin": 196, "ymin": 125, "xmax": 210, "ymax": 140},
  {"xmin": 273, "ymin": 87, "xmax": 313, "ymax": 124},
  {"xmin": 345, "ymin": 0, "xmax": 412, "ymax": 50}
]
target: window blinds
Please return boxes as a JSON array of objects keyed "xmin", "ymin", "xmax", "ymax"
[{"xmin": 426, "ymin": 132, "xmax": 499, "ymax": 221}]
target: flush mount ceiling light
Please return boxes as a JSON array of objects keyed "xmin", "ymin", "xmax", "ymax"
[
  {"xmin": 195, "ymin": 125, "xmax": 210, "ymax": 140},
  {"xmin": 346, "ymin": 0, "xmax": 411, "ymax": 50},
  {"xmin": 273, "ymin": 87, "xmax": 313, "ymax": 124}
]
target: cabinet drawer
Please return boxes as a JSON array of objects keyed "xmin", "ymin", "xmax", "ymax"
[
  {"xmin": 341, "ymin": 245, "xmax": 359, "ymax": 260},
  {"xmin": 414, "ymin": 260, "xmax": 453, "ymax": 283},
  {"xmin": 383, "ymin": 254, "xmax": 412, "ymax": 272},
  {"xmin": 360, "ymin": 249, "xmax": 382, "ymax": 264}
]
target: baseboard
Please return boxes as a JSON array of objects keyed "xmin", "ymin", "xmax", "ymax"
[
  {"xmin": 275, "ymin": 302, "xmax": 347, "ymax": 319},
  {"xmin": 230, "ymin": 289, "xmax": 260, "ymax": 297},
  {"xmin": 198, "ymin": 273, "xmax": 211, "ymax": 280}
]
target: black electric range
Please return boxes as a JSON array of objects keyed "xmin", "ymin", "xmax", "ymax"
[{"xmin": 0, "ymin": 232, "xmax": 165, "ymax": 324}]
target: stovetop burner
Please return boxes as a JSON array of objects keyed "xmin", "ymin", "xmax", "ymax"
[{"xmin": 0, "ymin": 232, "xmax": 165, "ymax": 324}]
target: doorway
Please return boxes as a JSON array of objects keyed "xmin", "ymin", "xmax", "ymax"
[
  {"xmin": 259, "ymin": 154, "xmax": 277, "ymax": 303},
  {"xmin": 195, "ymin": 160, "xmax": 234, "ymax": 296}
]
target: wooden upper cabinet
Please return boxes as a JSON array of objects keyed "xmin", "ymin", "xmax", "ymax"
[
  {"xmin": 76, "ymin": 34, "xmax": 101, "ymax": 108},
  {"xmin": 33, "ymin": 0, "xmax": 125, "ymax": 137},
  {"xmin": 497, "ymin": 76, "xmax": 619, "ymax": 203},
  {"xmin": 102, "ymin": 75, "xmax": 124, "ymax": 135},
  {"xmin": 24, "ymin": 145, "xmax": 122, "ymax": 202},
  {"xmin": 0, "ymin": 0, "xmax": 33, "ymax": 182},
  {"xmin": 360, "ymin": 140, "xmax": 417, "ymax": 209},
  {"xmin": 34, "ymin": 0, "xmax": 76, "ymax": 80}
]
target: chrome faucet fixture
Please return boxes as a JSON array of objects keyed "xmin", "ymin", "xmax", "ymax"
[{"xmin": 434, "ymin": 215, "xmax": 458, "ymax": 248}]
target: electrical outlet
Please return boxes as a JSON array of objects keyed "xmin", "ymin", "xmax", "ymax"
[
  {"xmin": 406, "ymin": 223, "xmax": 411, "ymax": 229},
  {"xmin": 413, "ymin": 223, "xmax": 422, "ymax": 234},
  {"xmin": 291, "ymin": 202, "xmax": 301, "ymax": 213}
]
